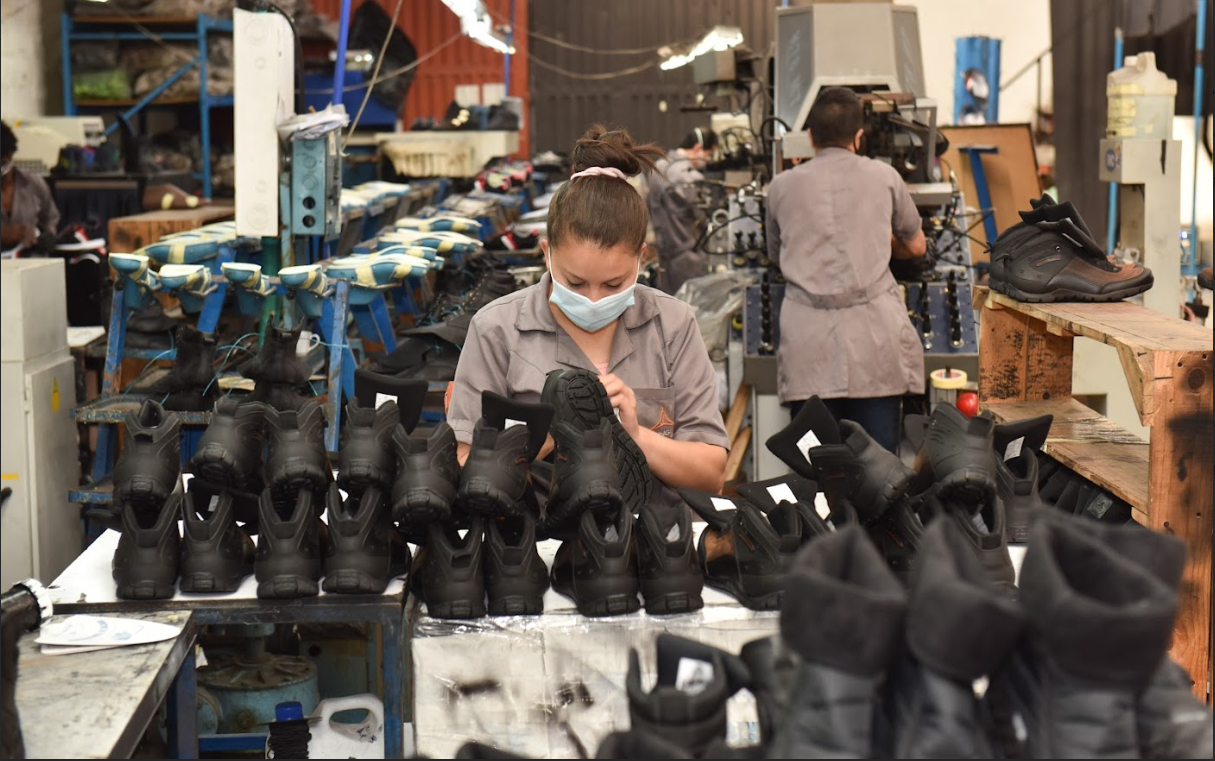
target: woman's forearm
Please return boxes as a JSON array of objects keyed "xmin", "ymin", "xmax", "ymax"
[{"xmin": 634, "ymin": 427, "xmax": 727, "ymax": 494}]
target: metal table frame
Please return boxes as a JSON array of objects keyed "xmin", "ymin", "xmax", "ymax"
[{"xmin": 54, "ymin": 594, "xmax": 406, "ymax": 758}]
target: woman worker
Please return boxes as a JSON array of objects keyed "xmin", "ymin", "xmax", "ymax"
[
  {"xmin": 447, "ymin": 125, "xmax": 729, "ymax": 512},
  {"xmin": 0, "ymin": 120, "xmax": 60, "ymax": 255}
]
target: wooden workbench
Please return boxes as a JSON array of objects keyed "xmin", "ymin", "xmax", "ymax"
[{"xmin": 107, "ymin": 206, "xmax": 235, "ymax": 254}]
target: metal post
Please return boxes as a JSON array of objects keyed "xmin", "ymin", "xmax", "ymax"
[
  {"xmin": 1106, "ymin": 27, "xmax": 1124, "ymax": 253},
  {"xmin": 61, "ymin": 13, "xmax": 75, "ymax": 116},
  {"xmin": 333, "ymin": 0, "xmax": 353, "ymax": 108},
  {"xmin": 1187, "ymin": 0, "xmax": 1207, "ymax": 276},
  {"xmin": 199, "ymin": 16, "xmax": 213, "ymax": 198},
  {"xmin": 504, "ymin": 0, "xmax": 516, "ymax": 93}
]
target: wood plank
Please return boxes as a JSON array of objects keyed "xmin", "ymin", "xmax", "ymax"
[
  {"xmin": 977, "ymin": 297, "xmax": 1073, "ymax": 403},
  {"xmin": 985, "ymin": 290, "xmax": 1212, "ymax": 353},
  {"xmin": 108, "ymin": 206, "xmax": 235, "ymax": 254},
  {"xmin": 724, "ymin": 426, "xmax": 752, "ymax": 485},
  {"xmin": 984, "ymin": 399, "xmax": 1149, "ymax": 512},
  {"xmin": 723, "ymin": 382, "xmax": 751, "ymax": 443},
  {"xmin": 939, "ymin": 124, "xmax": 1042, "ymax": 263},
  {"xmin": 1145, "ymin": 350, "xmax": 1214, "ymax": 701}
]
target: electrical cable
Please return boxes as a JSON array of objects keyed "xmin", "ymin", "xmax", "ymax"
[
  {"xmin": 344, "ymin": 0, "xmax": 404, "ymax": 147},
  {"xmin": 305, "ymin": 32, "xmax": 464, "ymax": 95},
  {"xmin": 527, "ymin": 53, "xmax": 657, "ymax": 81},
  {"xmin": 528, "ymin": 28, "xmax": 703, "ymax": 56}
]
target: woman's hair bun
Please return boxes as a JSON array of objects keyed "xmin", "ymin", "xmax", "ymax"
[{"xmin": 570, "ymin": 123, "xmax": 665, "ymax": 177}]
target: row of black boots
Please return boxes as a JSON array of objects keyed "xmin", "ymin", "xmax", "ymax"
[{"xmin": 448, "ymin": 510, "xmax": 1211, "ymax": 760}]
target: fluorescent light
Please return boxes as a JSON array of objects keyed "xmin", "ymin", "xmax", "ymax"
[
  {"xmin": 441, "ymin": 0, "xmax": 516, "ymax": 55},
  {"xmin": 660, "ymin": 26, "xmax": 744, "ymax": 71}
]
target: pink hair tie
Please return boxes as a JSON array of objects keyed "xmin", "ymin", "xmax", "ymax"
[{"xmin": 570, "ymin": 166, "xmax": 629, "ymax": 181}]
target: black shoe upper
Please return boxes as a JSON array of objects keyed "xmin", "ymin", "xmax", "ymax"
[
  {"xmin": 483, "ymin": 512, "xmax": 548, "ymax": 614},
  {"xmin": 550, "ymin": 507, "xmax": 640, "ymax": 617},
  {"xmin": 411, "ymin": 517, "xmax": 486, "ymax": 619},
  {"xmin": 190, "ymin": 397, "xmax": 268, "ymax": 496},
  {"xmin": 179, "ymin": 483, "xmax": 255, "ymax": 593},
  {"xmin": 353, "ymin": 368, "xmax": 429, "ymax": 433},
  {"xmin": 391, "ymin": 422, "xmax": 460, "ymax": 525},
  {"xmin": 322, "ymin": 484, "xmax": 394, "ymax": 594},
  {"xmin": 546, "ymin": 418, "xmax": 626, "ymax": 536},
  {"xmin": 265, "ymin": 400, "xmax": 332, "ymax": 512},
  {"xmin": 254, "ymin": 486, "xmax": 323, "ymax": 598},
  {"xmin": 112, "ymin": 488, "xmax": 182, "ymax": 600},
  {"xmin": 635, "ymin": 502, "xmax": 704, "ymax": 614},
  {"xmin": 542, "ymin": 369, "xmax": 652, "ymax": 511},
  {"xmin": 337, "ymin": 398, "xmax": 399, "ymax": 497},
  {"xmin": 112, "ymin": 399, "xmax": 182, "ymax": 511},
  {"xmin": 148, "ymin": 324, "xmax": 218, "ymax": 411}
]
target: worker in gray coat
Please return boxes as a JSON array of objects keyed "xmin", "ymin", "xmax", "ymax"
[
  {"xmin": 647, "ymin": 128, "xmax": 718, "ymax": 294},
  {"xmin": 766, "ymin": 88, "xmax": 927, "ymax": 451}
]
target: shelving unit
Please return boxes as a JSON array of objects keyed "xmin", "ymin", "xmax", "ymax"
[
  {"xmin": 61, "ymin": 13, "xmax": 235, "ymax": 197},
  {"xmin": 974, "ymin": 287, "xmax": 1213, "ymax": 700}
]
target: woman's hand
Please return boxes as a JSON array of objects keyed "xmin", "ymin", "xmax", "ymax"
[{"xmin": 598, "ymin": 373, "xmax": 639, "ymax": 439}]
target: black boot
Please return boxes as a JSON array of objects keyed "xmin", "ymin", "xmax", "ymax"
[
  {"xmin": 625, "ymin": 634, "xmax": 752, "ymax": 756},
  {"xmin": 254, "ymin": 486, "xmax": 323, "ymax": 599},
  {"xmin": 992, "ymin": 413, "xmax": 1053, "ymax": 542},
  {"xmin": 391, "ymin": 422, "xmax": 460, "ymax": 526},
  {"xmin": 545, "ymin": 418, "xmax": 626, "ymax": 538},
  {"xmin": 241, "ymin": 322, "xmax": 312, "ymax": 411},
  {"xmin": 179, "ymin": 483, "xmax": 255, "ymax": 593},
  {"xmin": 189, "ymin": 397, "xmax": 268, "ymax": 525},
  {"xmin": 265, "ymin": 400, "xmax": 332, "ymax": 517},
  {"xmin": 987, "ymin": 512, "xmax": 1180, "ymax": 758},
  {"xmin": 112, "ymin": 488, "xmax": 182, "ymax": 600},
  {"xmin": 337, "ymin": 397, "xmax": 398, "ymax": 498},
  {"xmin": 457, "ymin": 392, "xmax": 552, "ymax": 519},
  {"xmin": 884, "ymin": 519, "xmax": 1026, "ymax": 758},
  {"xmin": 763, "ymin": 395, "xmax": 842, "ymax": 480},
  {"xmin": 112, "ymin": 399, "xmax": 181, "ymax": 514},
  {"xmin": 636, "ymin": 502, "xmax": 703, "ymax": 615},
  {"xmin": 1051, "ymin": 515, "xmax": 1212, "ymax": 759},
  {"xmin": 770, "ymin": 524, "xmax": 907, "ymax": 759},
  {"xmin": 147, "ymin": 324, "xmax": 218, "ymax": 411},
  {"xmin": 353, "ymin": 368, "xmax": 428, "ymax": 432},
  {"xmin": 322, "ymin": 484, "xmax": 395, "ymax": 594}
]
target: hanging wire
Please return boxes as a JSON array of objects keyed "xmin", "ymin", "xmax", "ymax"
[
  {"xmin": 344, "ymin": 0, "xmax": 405, "ymax": 146},
  {"xmin": 528, "ymin": 53, "xmax": 657, "ymax": 81}
]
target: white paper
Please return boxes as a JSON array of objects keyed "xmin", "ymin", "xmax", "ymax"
[
  {"xmin": 505, "ymin": 418, "xmax": 526, "ymax": 429},
  {"xmin": 1003, "ymin": 436, "xmax": 1025, "ymax": 462},
  {"xmin": 674, "ymin": 657, "xmax": 715, "ymax": 696},
  {"xmin": 710, "ymin": 497, "xmax": 737, "ymax": 512},
  {"xmin": 795, "ymin": 429, "xmax": 822, "ymax": 464},
  {"xmin": 815, "ymin": 494, "xmax": 832, "ymax": 523},
  {"xmin": 766, "ymin": 483, "xmax": 798, "ymax": 505},
  {"xmin": 375, "ymin": 393, "xmax": 397, "ymax": 409},
  {"xmin": 36, "ymin": 615, "xmax": 181, "ymax": 648}
]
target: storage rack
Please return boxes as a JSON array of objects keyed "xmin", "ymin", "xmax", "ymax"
[
  {"xmin": 61, "ymin": 13, "xmax": 235, "ymax": 197},
  {"xmin": 974, "ymin": 287, "xmax": 1213, "ymax": 701}
]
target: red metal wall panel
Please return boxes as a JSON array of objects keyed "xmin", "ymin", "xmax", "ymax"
[{"xmin": 312, "ymin": 0, "xmax": 529, "ymax": 155}]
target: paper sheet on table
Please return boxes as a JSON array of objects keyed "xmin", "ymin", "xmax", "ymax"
[{"xmin": 36, "ymin": 614, "xmax": 182, "ymax": 654}]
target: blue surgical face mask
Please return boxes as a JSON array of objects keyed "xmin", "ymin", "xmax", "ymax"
[{"xmin": 547, "ymin": 252, "xmax": 640, "ymax": 333}]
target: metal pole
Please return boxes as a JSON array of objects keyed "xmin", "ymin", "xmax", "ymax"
[
  {"xmin": 504, "ymin": 0, "xmax": 516, "ymax": 94},
  {"xmin": 333, "ymin": 0, "xmax": 353, "ymax": 108},
  {"xmin": 1106, "ymin": 27, "xmax": 1123, "ymax": 252},
  {"xmin": 1186, "ymin": 0, "xmax": 1207, "ymax": 275}
]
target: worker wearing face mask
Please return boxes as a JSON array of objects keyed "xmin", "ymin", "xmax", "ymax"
[{"xmin": 0, "ymin": 121, "xmax": 60, "ymax": 256}]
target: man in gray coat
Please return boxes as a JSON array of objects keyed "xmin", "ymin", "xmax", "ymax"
[{"xmin": 766, "ymin": 88, "xmax": 927, "ymax": 451}]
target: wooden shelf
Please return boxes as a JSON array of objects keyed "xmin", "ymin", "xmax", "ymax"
[
  {"xmin": 975, "ymin": 287, "xmax": 1213, "ymax": 702},
  {"xmin": 984, "ymin": 398, "xmax": 1149, "ymax": 521}
]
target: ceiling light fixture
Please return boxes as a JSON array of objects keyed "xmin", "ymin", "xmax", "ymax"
[
  {"xmin": 659, "ymin": 26, "xmax": 744, "ymax": 71},
  {"xmin": 441, "ymin": 0, "xmax": 516, "ymax": 55}
]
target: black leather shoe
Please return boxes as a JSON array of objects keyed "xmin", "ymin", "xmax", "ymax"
[{"xmin": 112, "ymin": 399, "xmax": 181, "ymax": 513}]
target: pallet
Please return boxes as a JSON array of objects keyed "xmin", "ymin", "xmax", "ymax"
[{"xmin": 975, "ymin": 287, "xmax": 1213, "ymax": 701}]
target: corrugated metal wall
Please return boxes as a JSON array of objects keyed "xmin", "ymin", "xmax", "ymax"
[
  {"xmin": 312, "ymin": 0, "xmax": 530, "ymax": 155},
  {"xmin": 528, "ymin": 0, "xmax": 776, "ymax": 153}
]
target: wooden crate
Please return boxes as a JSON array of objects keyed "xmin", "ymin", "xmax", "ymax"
[
  {"xmin": 107, "ymin": 205, "xmax": 235, "ymax": 253},
  {"xmin": 975, "ymin": 287, "xmax": 1213, "ymax": 700}
]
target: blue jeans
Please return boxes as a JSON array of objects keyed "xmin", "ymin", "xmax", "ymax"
[{"xmin": 789, "ymin": 396, "xmax": 902, "ymax": 453}]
